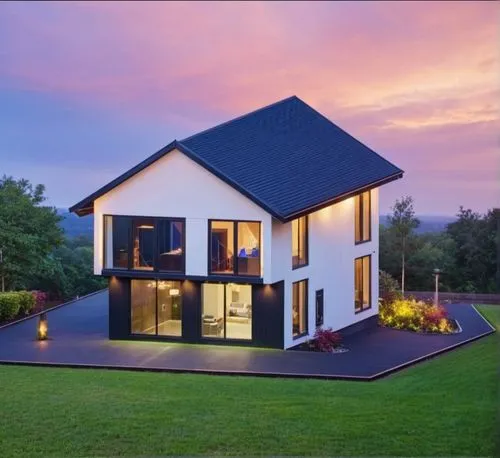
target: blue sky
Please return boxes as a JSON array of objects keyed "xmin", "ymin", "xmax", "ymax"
[{"xmin": 1, "ymin": 1, "xmax": 498, "ymax": 215}]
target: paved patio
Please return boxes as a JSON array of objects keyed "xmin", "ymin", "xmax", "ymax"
[{"xmin": 0, "ymin": 290, "xmax": 494, "ymax": 380}]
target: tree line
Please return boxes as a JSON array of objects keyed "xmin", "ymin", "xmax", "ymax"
[
  {"xmin": 0, "ymin": 176, "xmax": 105, "ymax": 299},
  {"xmin": 0, "ymin": 176, "xmax": 498, "ymax": 299},
  {"xmin": 381, "ymin": 196, "xmax": 499, "ymax": 294}
]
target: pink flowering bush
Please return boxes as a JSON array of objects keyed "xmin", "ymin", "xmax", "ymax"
[
  {"xmin": 309, "ymin": 328, "xmax": 342, "ymax": 352},
  {"xmin": 31, "ymin": 290, "xmax": 47, "ymax": 312}
]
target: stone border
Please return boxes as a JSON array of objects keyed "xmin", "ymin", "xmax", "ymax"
[
  {"xmin": 379, "ymin": 318, "xmax": 462, "ymax": 335},
  {"xmin": 0, "ymin": 289, "xmax": 108, "ymax": 331}
]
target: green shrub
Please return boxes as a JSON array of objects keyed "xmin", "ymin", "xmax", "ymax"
[
  {"xmin": 18, "ymin": 291, "xmax": 36, "ymax": 315},
  {"xmin": 0, "ymin": 293, "xmax": 22, "ymax": 321},
  {"xmin": 379, "ymin": 270, "xmax": 403, "ymax": 304}
]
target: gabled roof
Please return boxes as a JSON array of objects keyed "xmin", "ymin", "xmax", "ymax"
[{"xmin": 70, "ymin": 96, "xmax": 403, "ymax": 221}]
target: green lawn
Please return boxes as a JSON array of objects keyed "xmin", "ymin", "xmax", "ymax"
[{"xmin": 0, "ymin": 305, "xmax": 498, "ymax": 457}]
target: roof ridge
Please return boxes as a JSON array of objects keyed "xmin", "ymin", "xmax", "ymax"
[{"xmin": 181, "ymin": 95, "xmax": 299, "ymax": 142}]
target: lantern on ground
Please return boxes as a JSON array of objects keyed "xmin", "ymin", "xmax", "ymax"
[{"xmin": 37, "ymin": 312, "xmax": 48, "ymax": 340}]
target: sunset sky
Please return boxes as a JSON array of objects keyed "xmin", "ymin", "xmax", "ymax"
[{"xmin": 1, "ymin": 1, "xmax": 498, "ymax": 215}]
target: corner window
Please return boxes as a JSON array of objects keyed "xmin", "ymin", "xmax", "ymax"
[
  {"xmin": 103, "ymin": 216, "xmax": 184, "ymax": 272},
  {"xmin": 292, "ymin": 279, "xmax": 308, "ymax": 338},
  {"xmin": 355, "ymin": 191, "xmax": 371, "ymax": 244},
  {"xmin": 104, "ymin": 215, "xmax": 130, "ymax": 269},
  {"xmin": 355, "ymin": 255, "xmax": 371, "ymax": 312},
  {"xmin": 292, "ymin": 215, "xmax": 308, "ymax": 268},
  {"xmin": 209, "ymin": 220, "xmax": 261, "ymax": 277}
]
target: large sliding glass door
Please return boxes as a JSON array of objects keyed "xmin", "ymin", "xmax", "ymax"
[
  {"xmin": 131, "ymin": 279, "xmax": 183, "ymax": 336},
  {"xmin": 201, "ymin": 283, "xmax": 252, "ymax": 340}
]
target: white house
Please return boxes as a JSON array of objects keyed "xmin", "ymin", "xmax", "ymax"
[{"xmin": 70, "ymin": 96, "xmax": 403, "ymax": 349}]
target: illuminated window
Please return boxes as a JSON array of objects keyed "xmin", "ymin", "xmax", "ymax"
[
  {"xmin": 355, "ymin": 191, "xmax": 371, "ymax": 243},
  {"xmin": 209, "ymin": 220, "xmax": 261, "ymax": 276},
  {"xmin": 103, "ymin": 216, "xmax": 184, "ymax": 272},
  {"xmin": 355, "ymin": 255, "xmax": 371, "ymax": 312},
  {"xmin": 201, "ymin": 283, "xmax": 252, "ymax": 340},
  {"xmin": 292, "ymin": 216, "xmax": 308, "ymax": 268},
  {"xmin": 131, "ymin": 279, "xmax": 183, "ymax": 336},
  {"xmin": 292, "ymin": 279, "xmax": 308, "ymax": 338}
]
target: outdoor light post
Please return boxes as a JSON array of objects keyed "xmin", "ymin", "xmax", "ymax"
[{"xmin": 433, "ymin": 268, "xmax": 441, "ymax": 306}]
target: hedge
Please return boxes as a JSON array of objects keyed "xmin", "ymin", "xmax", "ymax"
[
  {"xmin": 18, "ymin": 291, "xmax": 36, "ymax": 315},
  {"xmin": 0, "ymin": 291, "xmax": 36, "ymax": 321}
]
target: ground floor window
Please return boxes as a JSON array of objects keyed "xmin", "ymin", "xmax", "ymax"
[
  {"xmin": 131, "ymin": 279, "xmax": 182, "ymax": 336},
  {"xmin": 201, "ymin": 283, "xmax": 252, "ymax": 340},
  {"xmin": 355, "ymin": 255, "xmax": 371, "ymax": 312},
  {"xmin": 292, "ymin": 279, "xmax": 308, "ymax": 338}
]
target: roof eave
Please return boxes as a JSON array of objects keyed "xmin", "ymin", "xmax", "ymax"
[{"xmin": 280, "ymin": 170, "xmax": 404, "ymax": 223}]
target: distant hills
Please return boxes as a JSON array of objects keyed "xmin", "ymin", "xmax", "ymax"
[
  {"xmin": 58, "ymin": 210, "xmax": 94, "ymax": 239},
  {"xmin": 380, "ymin": 214, "xmax": 456, "ymax": 234},
  {"xmin": 57, "ymin": 209, "xmax": 456, "ymax": 239}
]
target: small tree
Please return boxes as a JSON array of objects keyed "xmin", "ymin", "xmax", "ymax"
[{"xmin": 387, "ymin": 196, "xmax": 420, "ymax": 295}]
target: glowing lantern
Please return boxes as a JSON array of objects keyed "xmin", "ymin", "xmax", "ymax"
[{"xmin": 37, "ymin": 312, "xmax": 48, "ymax": 341}]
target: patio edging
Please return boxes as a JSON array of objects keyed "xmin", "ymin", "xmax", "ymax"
[
  {"xmin": 0, "ymin": 303, "xmax": 495, "ymax": 382},
  {"xmin": 0, "ymin": 289, "xmax": 108, "ymax": 331}
]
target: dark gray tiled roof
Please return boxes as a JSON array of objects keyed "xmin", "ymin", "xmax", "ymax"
[
  {"xmin": 179, "ymin": 96, "xmax": 402, "ymax": 220},
  {"xmin": 70, "ymin": 96, "xmax": 402, "ymax": 220}
]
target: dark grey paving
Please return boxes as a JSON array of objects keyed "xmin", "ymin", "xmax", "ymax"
[{"xmin": 0, "ymin": 291, "xmax": 494, "ymax": 380}]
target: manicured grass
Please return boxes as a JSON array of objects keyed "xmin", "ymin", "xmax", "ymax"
[{"xmin": 0, "ymin": 306, "xmax": 498, "ymax": 457}]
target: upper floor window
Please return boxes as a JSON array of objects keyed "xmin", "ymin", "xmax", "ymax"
[
  {"xmin": 355, "ymin": 191, "xmax": 371, "ymax": 244},
  {"xmin": 103, "ymin": 215, "xmax": 184, "ymax": 273},
  {"xmin": 292, "ymin": 215, "xmax": 308, "ymax": 269},
  {"xmin": 209, "ymin": 220, "xmax": 261, "ymax": 276}
]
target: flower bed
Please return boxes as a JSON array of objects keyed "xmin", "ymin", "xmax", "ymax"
[
  {"xmin": 379, "ymin": 297, "xmax": 459, "ymax": 334},
  {"xmin": 292, "ymin": 328, "xmax": 349, "ymax": 353}
]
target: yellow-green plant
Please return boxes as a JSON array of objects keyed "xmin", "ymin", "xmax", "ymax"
[{"xmin": 379, "ymin": 297, "xmax": 454, "ymax": 333}]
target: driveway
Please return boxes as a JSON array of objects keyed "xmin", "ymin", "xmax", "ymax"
[{"xmin": 0, "ymin": 290, "xmax": 494, "ymax": 380}]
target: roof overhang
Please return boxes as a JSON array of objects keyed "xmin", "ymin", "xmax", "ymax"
[
  {"xmin": 279, "ymin": 171, "xmax": 404, "ymax": 222},
  {"xmin": 70, "ymin": 140, "xmax": 403, "ymax": 222}
]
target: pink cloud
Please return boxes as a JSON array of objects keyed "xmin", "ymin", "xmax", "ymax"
[{"xmin": 0, "ymin": 0, "xmax": 498, "ymax": 213}]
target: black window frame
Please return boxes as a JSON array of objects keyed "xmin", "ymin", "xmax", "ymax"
[
  {"xmin": 292, "ymin": 278, "xmax": 309, "ymax": 339},
  {"xmin": 130, "ymin": 278, "xmax": 183, "ymax": 337},
  {"xmin": 208, "ymin": 219, "xmax": 261, "ymax": 277},
  {"xmin": 103, "ymin": 214, "xmax": 186, "ymax": 274},
  {"xmin": 355, "ymin": 191, "xmax": 371, "ymax": 244},
  {"xmin": 292, "ymin": 215, "xmax": 309, "ymax": 269},
  {"xmin": 201, "ymin": 282, "xmax": 253, "ymax": 341},
  {"xmin": 354, "ymin": 255, "xmax": 372, "ymax": 313},
  {"xmin": 315, "ymin": 289, "xmax": 324, "ymax": 328}
]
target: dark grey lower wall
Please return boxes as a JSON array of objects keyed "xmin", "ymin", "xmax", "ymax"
[
  {"xmin": 107, "ymin": 278, "xmax": 284, "ymax": 348},
  {"xmin": 108, "ymin": 277, "xmax": 130, "ymax": 339}
]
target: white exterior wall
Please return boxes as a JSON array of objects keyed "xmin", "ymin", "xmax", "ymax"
[
  {"xmin": 272, "ymin": 188, "xmax": 380, "ymax": 349},
  {"xmin": 93, "ymin": 149, "xmax": 272, "ymax": 282}
]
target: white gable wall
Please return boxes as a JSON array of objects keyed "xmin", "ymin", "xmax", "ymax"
[
  {"xmin": 272, "ymin": 188, "xmax": 380, "ymax": 349},
  {"xmin": 93, "ymin": 149, "xmax": 272, "ymax": 281}
]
